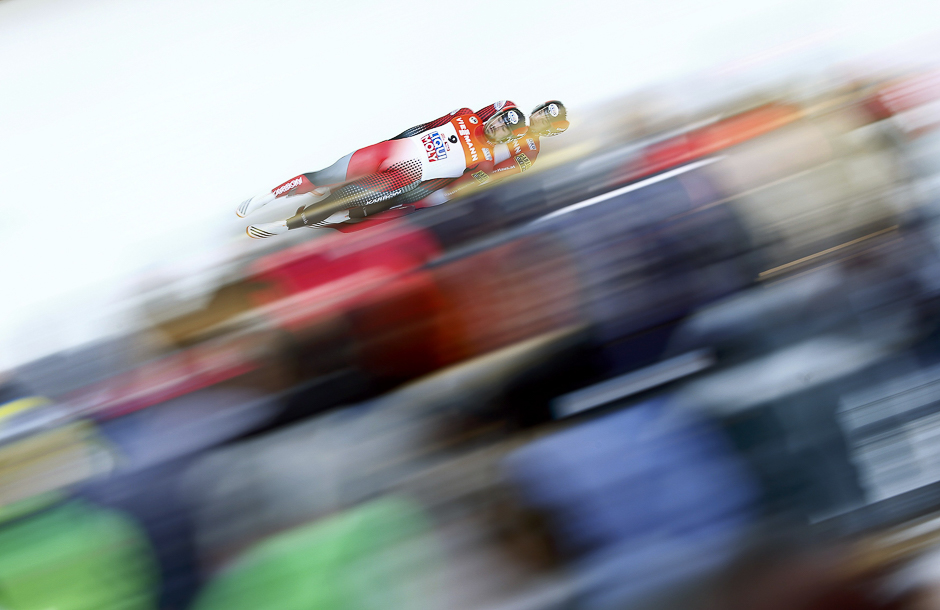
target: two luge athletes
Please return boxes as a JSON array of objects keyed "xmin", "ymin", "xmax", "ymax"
[{"xmin": 238, "ymin": 100, "xmax": 569, "ymax": 238}]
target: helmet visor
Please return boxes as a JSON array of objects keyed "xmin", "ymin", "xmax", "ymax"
[
  {"xmin": 530, "ymin": 102, "xmax": 567, "ymax": 136},
  {"xmin": 529, "ymin": 110, "xmax": 554, "ymax": 134},
  {"xmin": 484, "ymin": 109, "xmax": 524, "ymax": 144}
]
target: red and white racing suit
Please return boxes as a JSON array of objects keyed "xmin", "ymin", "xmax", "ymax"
[
  {"xmin": 333, "ymin": 129, "xmax": 543, "ymax": 232},
  {"xmin": 416, "ymin": 129, "xmax": 542, "ymax": 207},
  {"xmin": 253, "ymin": 102, "xmax": 516, "ymax": 229}
]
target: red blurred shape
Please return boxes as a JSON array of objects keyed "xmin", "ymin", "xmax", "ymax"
[
  {"xmin": 626, "ymin": 104, "xmax": 801, "ymax": 181},
  {"xmin": 346, "ymin": 272, "xmax": 449, "ymax": 379},
  {"xmin": 865, "ymin": 71, "xmax": 940, "ymax": 136},
  {"xmin": 249, "ymin": 224, "xmax": 441, "ymax": 301},
  {"xmin": 258, "ymin": 267, "xmax": 393, "ymax": 332},
  {"xmin": 68, "ymin": 342, "xmax": 258, "ymax": 418}
]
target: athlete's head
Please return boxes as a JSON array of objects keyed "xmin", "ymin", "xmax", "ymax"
[
  {"xmin": 483, "ymin": 107, "xmax": 528, "ymax": 144},
  {"xmin": 529, "ymin": 101, "xmax": 569, "ymax": 137}
]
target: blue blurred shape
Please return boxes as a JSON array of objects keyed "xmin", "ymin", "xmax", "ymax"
[{"xmin": 504, "ymin": 399, "xmax": 757, "ymax": 608}]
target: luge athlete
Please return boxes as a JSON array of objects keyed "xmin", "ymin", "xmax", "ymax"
[{"xmin": 238, "ymin": 102, "xmax": 526, "ymax": 238}]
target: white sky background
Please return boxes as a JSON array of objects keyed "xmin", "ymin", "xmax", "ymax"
[{"xmin": 0, "ymin": 0, "xmax": 938, "ymax": 368}]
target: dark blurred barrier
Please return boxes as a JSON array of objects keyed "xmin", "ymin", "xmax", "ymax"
[{"xmin": 538, "ymin": 167, "xmax": 758, "ymax": 373}]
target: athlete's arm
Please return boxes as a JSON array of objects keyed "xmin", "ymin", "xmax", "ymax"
[
  {"xmin": 423, "ymin": 144, "xmax": 534, "ymax": 205},
  {"xmin": 412, "ymin": 165, "xmax": 501, "ymax": 208},
  {"xmin": 436, "ymin": 170, "xmax": 492, "ymax": 201}
]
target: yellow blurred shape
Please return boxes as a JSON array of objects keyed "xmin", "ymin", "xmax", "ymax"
[
  {"xmin": 0, "ymin": 397, "xmax": 51, "ymax": 423},
  {"xmin": 0, "ymin": 422, "xmax": 112, "ymax": 507}
]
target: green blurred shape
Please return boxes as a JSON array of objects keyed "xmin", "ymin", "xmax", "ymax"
[
  {"xmin": 193, "ymin": 497, "xmax": 440, "ymax": 610},
  {"xmin": 0, "ymin": 498, "xmax": 158, "ymax": 610}
]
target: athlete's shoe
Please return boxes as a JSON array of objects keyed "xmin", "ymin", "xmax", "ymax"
[
  {"xmin": 236, "ymin": 192, "xmax": 276, "ymax": 218},
  {"xmin": 246, "ymin": 220, "xmax": 289, "ymax": 239}
]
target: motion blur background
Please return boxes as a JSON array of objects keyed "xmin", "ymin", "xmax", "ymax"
[
  {"xmin": 1, "ymin": 0, "xmax": 938, "ymax": 367},
  {"xmin": 4, "ymin": 0, "xmax": 940, "ymax": 608}
]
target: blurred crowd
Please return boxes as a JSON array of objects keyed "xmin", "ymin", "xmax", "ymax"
[{"xmin": 5, "ymin": 68, "xmax": 940, "ymax": 609}]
